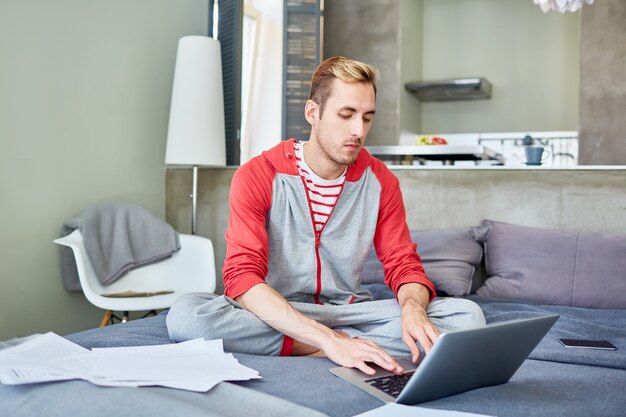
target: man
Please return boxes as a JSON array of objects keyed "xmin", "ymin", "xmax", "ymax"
[{"xmin": 167, "ymin": 57, "xmax": 485, "ymax": 376}]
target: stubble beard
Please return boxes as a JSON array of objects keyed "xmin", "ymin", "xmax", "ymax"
[{"xmin": 315, "ymin": 131, "xmax": 360, "ymax": 168}]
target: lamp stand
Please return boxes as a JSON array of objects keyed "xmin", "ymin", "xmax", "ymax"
[{"xmin": 191, "ymin": 165, "xmax": 198, "ymax": 235}]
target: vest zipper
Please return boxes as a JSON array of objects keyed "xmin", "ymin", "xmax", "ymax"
[
  {"xmin": 297, "ymin": 158, "xmax": 347, "ymax": 305},
  {"xmin": 314, "ymin": 232, "xmax": 322, "ymax": 304}
]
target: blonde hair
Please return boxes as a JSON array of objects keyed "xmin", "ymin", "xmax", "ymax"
[{"xmin": 309, "ymin": 56, "xmax": 379, "ymax": 118}]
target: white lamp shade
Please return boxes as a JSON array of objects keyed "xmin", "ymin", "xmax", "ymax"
[{"xmin": 165, "ymin": 36, "xmax": 226, "ymax": 167}]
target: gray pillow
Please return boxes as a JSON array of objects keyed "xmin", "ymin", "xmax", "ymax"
[
  {"xmin": 360, "ymin": 227, "xmax": 488, "ymax": 297},
  {"xmin": 474, "ymin": 220, "xmax": 626, "ymax": 309}
]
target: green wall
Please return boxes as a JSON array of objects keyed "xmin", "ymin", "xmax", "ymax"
[
  {"xmin": 399, "ymin": 0, "xmax": 424, "ymax": 135},
  {"xmin": 419, "ymin": 0, "xmax": 580, "ymax": 134},
  {"xmin": 0, "ymin": 0, "xmax": 207, "ymax": 341}
]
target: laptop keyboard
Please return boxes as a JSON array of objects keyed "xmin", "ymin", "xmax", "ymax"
[{"xmin": 364, "ymin": 371, "xmax": 415, "ymax": 398}]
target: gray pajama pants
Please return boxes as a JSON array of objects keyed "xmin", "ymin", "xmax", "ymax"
[{"xmin": 166, "ymin": 293, "xmax": 486, "ymax": 357}]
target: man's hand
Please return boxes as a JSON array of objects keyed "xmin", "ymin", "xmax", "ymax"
[
  {"xmin": 320, "ymin": 332, "xmax": 404, "ymax": 376},
  {"xmin": 398, "ymin": 283, "xmax": 440, "ymax": 363}
]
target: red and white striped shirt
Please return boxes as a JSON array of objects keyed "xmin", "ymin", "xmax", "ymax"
[{"xmin": 294, "ymin": 141, "xmax": 346, "ymax": 233}]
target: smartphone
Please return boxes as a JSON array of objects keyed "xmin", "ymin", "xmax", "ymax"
[{"xmin": 558, "ymin": 338, "xmax": 617, "ymax": 350}]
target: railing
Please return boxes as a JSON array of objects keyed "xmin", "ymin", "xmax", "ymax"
[{"xmin": 477, "ymin": 131, "xmax": 578, "ymax": 166}]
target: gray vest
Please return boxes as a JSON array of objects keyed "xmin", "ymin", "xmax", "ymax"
[{"xmin": 266, "ymin": 170, "xmax": 381, "ymax": 305}]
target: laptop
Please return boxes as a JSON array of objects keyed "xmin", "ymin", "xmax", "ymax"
[{"xmin": 329, "ymin": 314, "xmax": 559, "ymax": 404}]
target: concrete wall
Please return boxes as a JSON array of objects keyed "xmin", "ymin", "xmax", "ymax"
[
  {"xmin": 578, "ymin": 0, "xmax": 626, "ymax": 165},
  {"xmin": 324, "ymin": 0, "xmax": 403, "ymax": 146},
  {"xmin": 420, "ymin": 0, "xmax": 580, "ymax": 134},
  {"xmin": 166, "ymin": 167, "xmax": 626, "ymax": 292},
  {"xmin": 166, "ymin": 169, "xmax": 234, "ymax": 294},
  {"xmin": 0, "ymin": 0, "xmax": 207, "ymax": 341}
]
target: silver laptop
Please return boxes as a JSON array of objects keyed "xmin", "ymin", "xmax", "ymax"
[{"xmin": 329, "ymin": 314, "xmax": 559, "ymax": 404}]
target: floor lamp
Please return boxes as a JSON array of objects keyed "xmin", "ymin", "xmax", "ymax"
[{"xmin": 165, "ymin": 36, "xmax": 226, "ymax": 235}]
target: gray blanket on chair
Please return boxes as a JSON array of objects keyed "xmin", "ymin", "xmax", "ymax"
[{"xmin": 60, "ymin": 202, "xmax": 180, "ymax": 292}]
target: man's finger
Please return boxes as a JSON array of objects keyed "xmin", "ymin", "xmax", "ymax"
[
  {"xmin": 425, "ymin": 324, "xmax": 441, "ymax": 345},
  {"xmin": 368, "ymin": 350, "xmax": 403, "ymax": 374},
  {"xmin": 402, "ymin": 332, "xmax": 421, "ymax": 363},
  {"xmin": 354, "ymin": 340, "xmax": 403, "ymax": 374},
  {"xmin": 419, "ymin": 324, "xmax": 441, "ymax": 353},
  {"xmin": 359, "ymin": 339, "xmax": 398, "ymax": 363},
  {"xmin": 355, "ymin": 361, "xmax": 376, "ymax": 376},
  {"xmin": 413, "ymin": 330, "xmax": 435, "ymax": 354}
]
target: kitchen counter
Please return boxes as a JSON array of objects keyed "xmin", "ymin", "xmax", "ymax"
[{"xmin": 365, "ymin": 145, "xmax": 504, "ymax": 165}]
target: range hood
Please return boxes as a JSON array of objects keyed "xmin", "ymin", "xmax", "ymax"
[{"xmin": 405, "ymin": 77, "xmax": 492, "ymax": 102}]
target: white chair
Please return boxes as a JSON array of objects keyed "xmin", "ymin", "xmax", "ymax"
[{"xmin": 54, "ymin": 229, "xmax": 216, "ymax": 327}]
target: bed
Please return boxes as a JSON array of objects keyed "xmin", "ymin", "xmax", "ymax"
[
  {"xmin": 2, "ymin": 220, "xmax": 625, "ymax": 417},
  {"xmin": 2, "ymin": 297, "xmax": 624, "ymax": 417}
]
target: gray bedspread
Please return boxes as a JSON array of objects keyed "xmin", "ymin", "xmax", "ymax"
[
  {"xmin": 2, "ymin": 298, "xmax": 625, "ymax": 417},
  {"xmin": 230, "ymin": 296, "xmax": 626, "ymax": 417},
  {"xmin": 0, "ymin": 378, "xmax": 326, "ymax": 417},
  {"xmin": 234, "ymin": 351, "xmax": 626, "ymax": 417},
  {"xmin": 471, "ymin": 296, "xmax": 626, "ymax": 370}
]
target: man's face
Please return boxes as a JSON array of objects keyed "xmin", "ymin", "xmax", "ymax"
[{"xmin": 308, "ymin": 79, "xmax": 376, "ymax": 168}]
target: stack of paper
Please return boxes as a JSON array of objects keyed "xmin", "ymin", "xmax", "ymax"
[{"xmin": 0, "ymin": 332, "xmax": 260, "ymax": 392}]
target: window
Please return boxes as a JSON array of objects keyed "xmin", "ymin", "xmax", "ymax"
[
  {"xmin": 240, "ymin": 4, "xmax": 260, "ymax": 162},
  {"xmin": 282, "ymin": 0, "xmax": 322, "ymax": 141}
]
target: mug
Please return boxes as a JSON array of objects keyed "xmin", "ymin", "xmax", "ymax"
[{"xmin": 525, "ymin": 146, "xmax": 550, "ymax": 166}]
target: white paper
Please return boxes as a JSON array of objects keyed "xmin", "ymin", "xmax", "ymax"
[
  {"xmin": 0, "ymin": 333, "xmax": 259, "ymax": 392},
  {"xmin": 0, "ymin": 332, "xmax": 90, "ymax": 384},
  {"xmin": 0, "ymin": 331, "xmax": 89, "ymax": 360},
  {"xmin": 91, "ymin": 338, "xmax": 224, "ymax": 357},
  {"xmin": 354, "ymin": 403, "xmax": 495, "ymax": 417}
]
